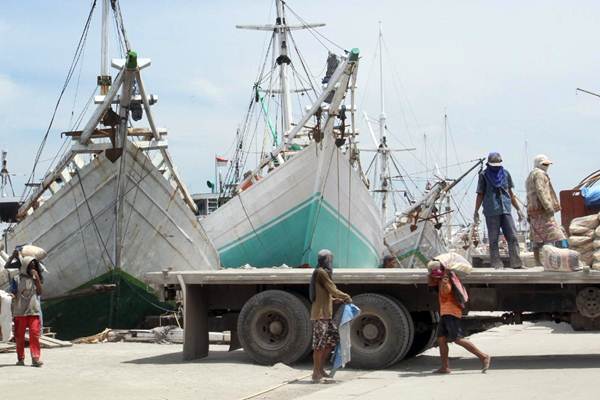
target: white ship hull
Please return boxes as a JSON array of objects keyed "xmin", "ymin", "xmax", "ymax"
[
  {"xmin": 4, "ymin": 143, "xmax": 219, "ymax": 299},
  {"xmin": 202, "ymin": 135, "xmax": 383, "ymax": 268}
]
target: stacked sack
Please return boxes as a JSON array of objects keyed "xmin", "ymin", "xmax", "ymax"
[{"xmin": 568, "ymin": 214, "xmax": 600, "ymax": 268}]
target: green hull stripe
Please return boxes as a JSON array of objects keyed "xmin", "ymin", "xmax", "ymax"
[
  {"xmin": 219, "ymin": 194, "xmax": 380, "ymax": 268},
  {"xmin": 395, "ymin": 248, "xmax": 428, "ymax": 266}
]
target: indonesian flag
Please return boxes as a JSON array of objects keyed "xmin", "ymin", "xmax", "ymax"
[{"xmin": 215, "ymin": 156, "xmax": 228, "ymax": 166}]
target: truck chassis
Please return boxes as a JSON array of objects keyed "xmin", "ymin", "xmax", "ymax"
[{"xmin": 146, "ymin": 267, "xmax": 600, "ymax": 369}]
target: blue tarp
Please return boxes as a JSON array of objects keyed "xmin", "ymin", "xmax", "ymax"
[
  {"xmin": 582, "ymin": 186, "xmax": 600, "ymax": 208},
  {"xmin": 330, "ymin": 303, "xmax": 361, "ymax": 377}
]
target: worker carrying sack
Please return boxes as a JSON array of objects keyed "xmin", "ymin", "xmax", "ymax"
[
  {"xmin": 427, "ymin": 252, "xmax": 473, "ymax": 276},
  {"xmin": 19, "ymin": 245, "xmax": 47, "ymax": 261}
]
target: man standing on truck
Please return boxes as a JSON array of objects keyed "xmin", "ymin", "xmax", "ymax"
[
  {"xmin": 309, "ymin": 249, "xmax": 351, "ymax": 383},
  {"xmin": 474, "ymin": 152, "xmax": 524, "ymax": 269},
  {"xmin": 526, "ymin": 154, "xmax": 565, "ymax": 264},
  {"xmin": 428, "ymin": 262, "xmax": 490, "ymax": 374}
]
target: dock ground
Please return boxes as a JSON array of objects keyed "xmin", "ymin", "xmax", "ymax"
[{"xmin": 1, "ymin": 322, "xmax": 599, "ymax": 400}]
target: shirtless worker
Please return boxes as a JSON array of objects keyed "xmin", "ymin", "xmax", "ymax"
[
  {"xmin": 309, "ymin": 249, "xmax": 351, "ymax": 383},
  {"xmin": 428, "ymin": 261, "xmax": 490, "ymax": 374}
]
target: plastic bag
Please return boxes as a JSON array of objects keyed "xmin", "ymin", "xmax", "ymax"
[
  {"xmin": 541, "ymin": 245, "xmax": 581, "ymax": 272},
  {"xmin": 581, "ymin": 186, "xmax": 600, "ymax": 208},
  {"xmin": 429, "ymin": 252, "xmax": 473, "ymax": 275}
]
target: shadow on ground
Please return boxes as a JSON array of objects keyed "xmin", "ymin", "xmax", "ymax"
[
  {"xmin": 123, "ymin": 348, "xmax": 315, "ymax": 370},
  {"xmin": 391, "ymin": 353, "xmax": 600, "ymax": 377}
]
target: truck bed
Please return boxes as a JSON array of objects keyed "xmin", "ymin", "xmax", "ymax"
[{"xmin": 146, "ymin": 266, "xmax": 600, "ymax": 286}]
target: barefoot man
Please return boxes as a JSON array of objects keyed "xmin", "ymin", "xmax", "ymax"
[
  {"xmin": 309, "ymin": 249, "xmax": 351, "ymax": 383},
  {"xmin": 429, "ymin": 262, "xmax": 490, "ymax": 373}
]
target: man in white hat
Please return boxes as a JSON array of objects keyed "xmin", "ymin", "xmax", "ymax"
[
  {"xmin": 10, "ymin": 255, "xmax": 44, "ymax": 367},
  {"xmin": 526, "ymin": 154, "xmax": 565, "ymax": 264}
]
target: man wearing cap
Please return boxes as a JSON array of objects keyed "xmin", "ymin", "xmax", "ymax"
[
  {"xmin": 474, "ymin": 152, "xmax": 524, "ymax": 269},
  {"xmin": 10, "ymin": 256, "xmax": 44, "ymax": 367},
  {"xmin": 526, "ymin": 154, "xmax": 565, "ymax": 264}
]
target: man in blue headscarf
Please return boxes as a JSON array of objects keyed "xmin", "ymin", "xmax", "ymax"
[{"xmin": 474, "ymin": 152, "xmax": 524, "ymax": 269}]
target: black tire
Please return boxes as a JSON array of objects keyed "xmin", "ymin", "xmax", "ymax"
[
  {"xmin": 237, "ymin": 290, "xmax": 312, "ymax": 365},
  {"xmin": 291, "ymin": 293, "xmax": 314, "ymax": 361},
  {"xmin": 349, "ymin": 293, "xmax": 414, "ymax": 369},
  {"xmin": 405, "ymin": 311, "xmax": 438, "ymax": 358}
]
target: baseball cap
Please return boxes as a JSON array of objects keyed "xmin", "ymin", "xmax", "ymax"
[{"xmin": 487, "ymin": 152, "xmax": 503, "ymax": 167}]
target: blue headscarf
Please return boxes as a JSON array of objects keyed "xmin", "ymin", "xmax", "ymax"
[{"xmin": 484, "ymin": 165, "xmax": 506, "ymax": 188}]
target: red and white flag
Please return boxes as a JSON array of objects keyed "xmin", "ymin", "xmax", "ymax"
[{"xmin": 215, "ymin": 156, "xmax": 228, "ymax": 167}]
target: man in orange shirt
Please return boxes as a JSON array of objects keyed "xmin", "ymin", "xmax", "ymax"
[{"xmin": 429, "ymin": 265, "xmax": 490, "ymax": 374}]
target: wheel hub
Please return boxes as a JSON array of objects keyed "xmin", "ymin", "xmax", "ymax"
[
  {"xmin": 362, "ymin": 323, "xmax": 379, "ymax": 340},
  {"xmin": 576, "ymin": 287, "xmax": 600, "ymax": 318},
  {"xmin": 255, "ymin": 311, "xmax": 289, "ymax": 348},
  {"xmin": 354, "ymin": 315, "xmax": 386, "ymax": 348},
  {"xmin": 269, "ymin": 321, "xmax": 284, "ymax": 335}
]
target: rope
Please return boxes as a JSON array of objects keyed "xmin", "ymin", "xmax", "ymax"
[
  {"xmin": 22, "ymin": 0, "xmax": 97, "ymax": 201},
  {"xmin": 303, "ymin": 141, "xmax": 336, "ymax": 260},
  {"xmin": 74, "ymin": 168, "xmax": 116, "ymax": 269},
  {"xmin": 282, "ymin": 1, "xmax": 347, "ymax": 54}
]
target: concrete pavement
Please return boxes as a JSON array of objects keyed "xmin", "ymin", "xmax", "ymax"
[{"xmin": 296, "ymin": 322, "xmax": 600, "ymax": 400}]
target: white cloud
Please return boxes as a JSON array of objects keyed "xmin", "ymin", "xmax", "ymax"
[{"xmin": 186, "ymin": 77, "xmax": 225, "ymax": 103}]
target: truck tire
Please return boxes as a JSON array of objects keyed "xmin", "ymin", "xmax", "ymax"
[
  {"xmin": 237, "ymin": 290, "xmax": 311, "ymax": 365},
  {"xmin": 405, "ymin": 311, "xmax": 438, "ymax": 358},
  {"xmin": 349, "ymin": 293, "xmax": 414, "ymax": 369}
]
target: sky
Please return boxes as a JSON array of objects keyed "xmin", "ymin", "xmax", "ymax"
[{"xmin": 1, "ymin": 0, "xmax": 599, "ymax": 225}]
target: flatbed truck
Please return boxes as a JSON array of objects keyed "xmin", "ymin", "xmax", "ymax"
[{"xmin": 146, "ymin": 267, "xmax": 600, "ymax": 369}]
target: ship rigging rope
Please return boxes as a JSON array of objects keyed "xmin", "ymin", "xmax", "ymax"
[
  {"xmin": 70, "ymin": 183, "xmax": 97, "ymax": 276},
  {"xmin": 74, "ymin": 168, "xmax": 116, "ymax": 270},
  {"xmin": 112, "ymin": 0, "xmax": 131, "ymax": 52},
  {"xmin": 303, "ymin": 140, "xmax": 337, "ymax": 260},
  {"xmin": 21, "ymin": 0, "xmax": 98, "ymax": 202},
  {"xmin": 281, "ymin": 1, "xmax": 347, "ymax": 54}
]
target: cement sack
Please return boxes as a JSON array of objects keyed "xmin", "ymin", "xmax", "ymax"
[
  {"xmin": 594, "ymin": 240, "xmax": 600, "ymax": 250},
  {"xmin": 570, "ymin": 215, "xmax": 599, "ymax": 234},
  {"xmin": 428, "ymin": 252, "xmax": 473, "ymax": 276},
  {"xmin": 0, "ymin": 290, "xmax": 12, "ymax": 342},
  {"xmin": 541, "ymin": 245, "xmax": 581, "ymax": 272},
  {"xmin": 595, "ymin": 226, "xmax": 600, "ymax": 239},
  {"xmin": 593, "ymin": 250, "xmax": 600, "ymax": 263},
  {"xmin": 569, "ymin": 235, "xmax": 593, "ymax": 248},
  {"xmin": 20, "ymin": 245, "xmax": 47, "ymax": 261},
  {"xmin": 593, "ymin": 262, "xmax": 600, "ymax": 271},
  {"xmin": 570, "ymin": 226, "xmax": 594, "ymax": 237},
  {"xmin": 580, "ymin": 251, "xmax": 594, "ymax": 266}
]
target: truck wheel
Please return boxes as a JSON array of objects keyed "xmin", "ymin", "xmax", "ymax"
[
  {"xmin": 405, "ymin": 311, "xmax": 438, "ymax": 358},
  {"xmin": 349, "ymin": 293, "xmax": 414, "ymax": 369},
  {"xmin": 237, "ymin": 290, "xmax": 311, "ymax": 365}
]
